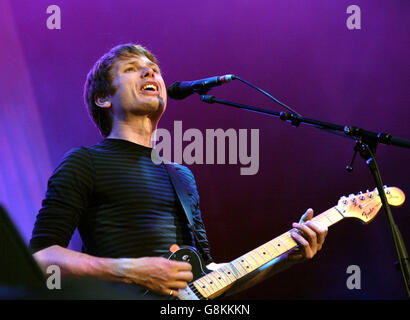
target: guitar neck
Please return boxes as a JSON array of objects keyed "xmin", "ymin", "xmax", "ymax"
[{"xmin": 192, "ymin": 207, "xmax": 344, "ymax": 299}]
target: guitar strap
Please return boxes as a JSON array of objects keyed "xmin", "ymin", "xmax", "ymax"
[{"xmin": 164, "ymin": 163, "xmax": 206, "ymax": 254}]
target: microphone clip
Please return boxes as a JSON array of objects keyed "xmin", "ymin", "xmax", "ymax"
[
  {"xmin": 200, "ymin": 95, "xmax": 216, "ymax": 104},
  {"xmin": 279, "ymin": 112, "xmax": 301, "ymax": 127}
]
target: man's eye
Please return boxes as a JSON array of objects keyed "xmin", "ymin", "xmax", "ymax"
[{"xmin": 124, "ymin": 67, "xmax": 135, "ymax": 73}]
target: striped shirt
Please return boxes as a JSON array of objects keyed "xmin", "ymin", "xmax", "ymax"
[{"xmin": 29, "ymin": 138, "xmax": 212, "ymax": 264}]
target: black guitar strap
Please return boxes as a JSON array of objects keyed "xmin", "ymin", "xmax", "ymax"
[{"xmin": 164, "ymin": 163, "xmax": 204, "ymax": 252}]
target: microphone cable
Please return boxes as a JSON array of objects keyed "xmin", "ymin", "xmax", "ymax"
[
  {"xmin": 232, "ymin": 75, "xmax": 351, "ymax": 140},
  {"xmin": 232, "ymin": 75, "xmax": 302, "ymax": 117}
]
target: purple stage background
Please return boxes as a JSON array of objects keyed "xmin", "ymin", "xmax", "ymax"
[{"xmin": 1, "ymin": 0, "xmax": 409, "ymax": 299}]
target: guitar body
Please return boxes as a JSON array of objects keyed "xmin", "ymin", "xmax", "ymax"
[
  {"xmin": 168, "ymin": 246, "xmax": 213, "ymax": 300},
  {"xmin": 142, "ymin": 246, "xmax": 213, "ymax": 300},
  {"xmin": 168, "ymin": 246, "xmax": 211, "ymax": 281}
]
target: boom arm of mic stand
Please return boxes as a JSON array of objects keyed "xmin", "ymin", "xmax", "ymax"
[
  {"xmin": 200, "ymin": 95, "xmax": 410, "ymax": 148},
  {"xmin": 200, "ymin": 95, "xmax": 344, "ymax": 131}
]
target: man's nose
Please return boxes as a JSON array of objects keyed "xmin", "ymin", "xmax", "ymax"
[{"xmin": 142, "ymin": 68, "xmax": 155, "ymax": 78}]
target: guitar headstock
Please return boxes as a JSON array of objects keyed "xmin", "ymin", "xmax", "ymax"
[{"xmin": 336, "ymin": 186, "xmax": 405, "ymax": 224}]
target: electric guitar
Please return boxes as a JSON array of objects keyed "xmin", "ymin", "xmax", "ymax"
[{"xmin": 167, "ymin": 186, "xmax": 405, "ymax": 300}]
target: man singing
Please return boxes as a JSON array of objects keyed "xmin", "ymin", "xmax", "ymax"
[{"xmin": 29, "ymin": 43, "xmax": 327, "ymax": 299}]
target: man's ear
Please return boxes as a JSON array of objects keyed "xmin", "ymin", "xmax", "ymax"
[{"xmin": 95, "ymin": 95, "xmax": 112, "ymax": 108}]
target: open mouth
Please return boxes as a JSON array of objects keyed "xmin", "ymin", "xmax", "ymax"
[{"xmin": 141, "ymin": 82, "xmax": 159, "ymax": 92}]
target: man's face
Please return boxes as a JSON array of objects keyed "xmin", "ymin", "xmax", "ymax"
[{"xmin": 107, "ymin": 55, "xmax": 167, "ymax": 120}]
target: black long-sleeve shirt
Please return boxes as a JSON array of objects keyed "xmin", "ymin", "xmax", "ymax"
[{"xmin": 29, "ymin": 138, "xmax": 212, "ymax": 264}]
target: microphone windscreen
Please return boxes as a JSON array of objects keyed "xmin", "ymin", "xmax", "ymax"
[{"xmin": 167, "ymin": 82, "xmax": 190, "ymax": 100}]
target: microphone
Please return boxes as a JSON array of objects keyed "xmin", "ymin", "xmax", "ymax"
[{"xmin": 167, "ymin": 74, "xmax": 236, "ymax": 100}]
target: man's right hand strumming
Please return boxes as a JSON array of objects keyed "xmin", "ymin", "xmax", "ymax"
[
  {"xmin": 115, "ymin": 257, "xmax": 193, "ymax": 297},
  {"xmin": 33, "ymin": 245, "xmax": 193, "ymax": 297}
]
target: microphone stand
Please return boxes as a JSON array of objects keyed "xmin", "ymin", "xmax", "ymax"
[{"xmin": 199, "ymin": 94, "xmax": 410, "ymax": 298}]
